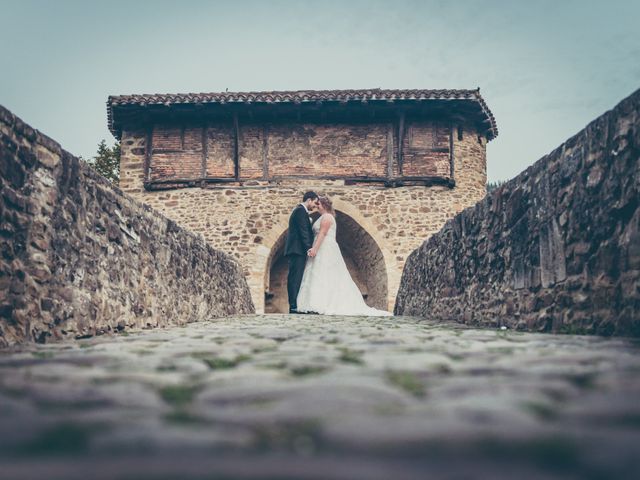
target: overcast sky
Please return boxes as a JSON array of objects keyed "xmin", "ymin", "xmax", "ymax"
[{"xmin": 1, "ymin": 0, "xmax": 638, "ymax": 182}]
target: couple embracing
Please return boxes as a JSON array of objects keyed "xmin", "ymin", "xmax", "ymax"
[{"xmin": 285, "ymin": 191, "xmax": 392, "ymax": 316}]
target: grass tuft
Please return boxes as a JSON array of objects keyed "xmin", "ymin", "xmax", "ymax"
[
  {"xmin": 159, "ymin": 384, "xmax": 202, "ymax": 407},
  {"xmin": 385, "ymin": 370, "xmax": 425, "ymax": 398},
  {"xmin": 338, "ymin": 348, "xmax": 363, "ymax": 364},
  {"xmin": 290, "ymin": 365, "xmax": 328, "ymax": 377},
  {"xmin": 522, "ymin": 401, "xmax": 558, "ymax": 421},
  {"xmin": 191, "ymin": 353, "xmax": 251, "ymax": 370}
]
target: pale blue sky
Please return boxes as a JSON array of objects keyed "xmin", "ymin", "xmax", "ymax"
[{"xmin": 1, "ymin": 0, "xmax": 638, "ymax": 182}]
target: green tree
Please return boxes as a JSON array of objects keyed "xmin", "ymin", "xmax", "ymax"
[
  {"xmin": 486, "ymin": 180, "xmax": 506, "ymax": 193},
  {"xmin": 86, "ymin": 140, "xmax": 120, "ymax": 184}
]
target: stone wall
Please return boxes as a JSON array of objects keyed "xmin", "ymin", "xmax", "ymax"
[
  {"xmin": 0, "ymin": 106, "xmax": 254, "ymax": 347},
  {"xmin": 119, "ymin": 123, "xmax": 487, "ymax": 312},
  {"xmin": 395, "ymin": 89, "xmax": 640, "ymax": 336}
]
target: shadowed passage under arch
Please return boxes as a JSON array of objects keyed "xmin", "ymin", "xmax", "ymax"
[{"xmin": 264, "ymin": 211, "xmax": 388, "ymax": 313}]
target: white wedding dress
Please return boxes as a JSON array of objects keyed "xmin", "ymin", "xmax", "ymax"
[{"xmin": 296, "ymin": 214, "xmax": 392, "ymax": 316}]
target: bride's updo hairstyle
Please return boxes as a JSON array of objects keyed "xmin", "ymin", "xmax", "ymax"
[{"xmin": 319, "ymin": 196, "xmax": 335, "ymax": 215}]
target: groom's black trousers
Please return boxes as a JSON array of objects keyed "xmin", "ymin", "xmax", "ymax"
[{"xmin": 287, "ymin": 254, "xmax": 307, "ymax": 312}]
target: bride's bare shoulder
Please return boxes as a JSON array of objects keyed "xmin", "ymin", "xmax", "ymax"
[{"xmin": 319, "ymin": 213, "xmax": 335, "ymax": 228}]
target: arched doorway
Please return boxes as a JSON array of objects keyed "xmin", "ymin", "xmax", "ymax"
[
  {"xmin": 264, "ymin": 230, "xmax": 289, "ymax": 314},
  {"xmin": 264, "ymin": 211, "xmax": 388, "ymax": 313}
]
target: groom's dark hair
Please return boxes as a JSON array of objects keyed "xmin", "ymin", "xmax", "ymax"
[{"xmin": 302, "ymin": 191, "xmax": 319, "ymax": 202}]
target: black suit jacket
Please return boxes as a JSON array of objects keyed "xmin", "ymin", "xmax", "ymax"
[{"xmin": 284, "ymin": 204, "xmax": 314, "ymax": 256}]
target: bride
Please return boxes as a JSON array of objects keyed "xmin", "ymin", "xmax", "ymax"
[{"xmin": 296, "ymin": 196, "xmax": 392, "ymax": 316}]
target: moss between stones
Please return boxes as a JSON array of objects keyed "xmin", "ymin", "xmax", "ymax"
[
  {"xmin": 159, "ymin": 384, "xmax": 202, "ymax": 407},
  {"xmin": 446, "ymin": 353, "xmax": 466, "ymax": 361},
  {"xmin": 558, "ymin": 325, "xmax": 592, "ymax": 335},
  {"xmin": 164, "ymin": 409, "xmax": 210, "ymax": 426},
  {"xmin": 385, "ymin": 370, "xmax": 426, "ymax": 398},
  {"xmin": 135, "ymin": 350, "xmax": 156, "ymax": 356},
  {"xmin": 252, "ymin": 345, "xmax": 278, "ymax": 353},
  {"xmin": 156, "ymin": 364, "xmax": 178, "ymax": 372},
  {"xmin": 290, "ymin": 365, "xmax": 328, "ymax": 377},
  {"xmin": 189, "ymin": 351, "xmax": 252, "ymax": 370},
  {"xmin": 487, "ymin": 346, "xmax": 515, "ymax": 355},
  {"xmin": 338, "ymin": 347, "xmax": 363, "ymax": 364},
  {"xmin": 521, "ymin": 401, "xmax": 558, "ymax": 421},
  {"xmin": 203, "ymin": 357, "xmax": 239, "ymax": 369},
  {"xmin": 31, "ymin": 351, "xmax": 56, "ymax": 359},
  {"xmin": 261, "ymin": 361, "xmax": 288, "ymax": 370}
]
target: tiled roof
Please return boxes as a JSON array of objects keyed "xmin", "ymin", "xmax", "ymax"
[{"xmin": 107, "ymin": 88, "xmax": 498, "ymax": 139}]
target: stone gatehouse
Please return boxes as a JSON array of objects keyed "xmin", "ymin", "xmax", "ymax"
[{"xmin": 109, "ymin": 89, "xmax": 498, "ymax": 312}]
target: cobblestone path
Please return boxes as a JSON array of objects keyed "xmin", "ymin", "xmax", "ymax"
[{"xmin": 1, "ymin": 315, "xmax": 640, "ymax": 479}]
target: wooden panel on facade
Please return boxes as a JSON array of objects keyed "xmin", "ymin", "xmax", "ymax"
[
  {"xmin": 402, "ymin": 121, "xmax": 452, "ymax": 178},
  {"xmin": 152, "ymin": 126, "xmax": 182, "ymax": 151},
  {"xmin": 239, "ymin": 126, "xmax": 265, "ymax": 180},
  {"xmin": 267, "ymin": 123, "xmax": 388, "ymax": 177},
  {"xmin": 149, "ymin": 125, "xmax": 204, "ymax": 181},
  {"xmin": 149, "ymin": 151, "xmax": 202, "ymax": 181},
  {"xmin": 145, "ymin": 120, "xmax": 454, "ymax": 184},
  {"xmin": 206, "ymin": 126, "xmax": 235, "ymax": 178},
  {"xmin": 183, "ymin": 127, "xmax": 203, "ymax": 151}
]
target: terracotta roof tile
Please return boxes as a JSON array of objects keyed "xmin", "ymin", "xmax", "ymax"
[{"xmin": 107, "ymin": 88, "xmax": 498, "ymax": 140}]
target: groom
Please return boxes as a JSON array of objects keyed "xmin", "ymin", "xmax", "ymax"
[{"xmin": 285, "ymin": 191, "xmax": 319, "ymax": 313}]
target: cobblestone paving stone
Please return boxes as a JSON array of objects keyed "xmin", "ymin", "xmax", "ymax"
[{"xmin": 1, "ymin": 315, "xmax": 640, "ymax": 479}]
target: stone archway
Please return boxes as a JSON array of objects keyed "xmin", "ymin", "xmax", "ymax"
[
  {"xmin": 264, "ymin": 230, "xmax": 289, "ymax": 314},
  {"xmin": 264, "ymin": 210, "xmax": 389, "ymax": 313}
]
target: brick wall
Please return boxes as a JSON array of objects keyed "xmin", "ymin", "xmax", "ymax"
[{"xmin": 134, "ymin": 121, "xmax": 461, "ymax": 184}]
